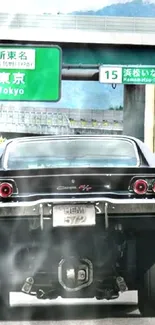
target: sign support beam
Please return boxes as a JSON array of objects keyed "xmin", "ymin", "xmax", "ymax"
[{"xmin": 62, "ymin": 69, "xmax": 99, "ymax": 81}]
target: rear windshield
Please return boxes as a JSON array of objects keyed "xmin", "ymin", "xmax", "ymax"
[{"xmin": 5, "ymin": 138, "xmax": 139, "ymax": 169}]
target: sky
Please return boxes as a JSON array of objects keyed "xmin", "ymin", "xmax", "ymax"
[{"xmin": 0, "ymin": 0, "xmax": 154, "ymax": 13}]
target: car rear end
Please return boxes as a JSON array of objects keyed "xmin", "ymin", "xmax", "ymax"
[{"xmin": 0, "ymin": 135, "xmax": 154, "ymax": 302}]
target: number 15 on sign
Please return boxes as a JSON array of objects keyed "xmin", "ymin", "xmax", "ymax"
[{"xmin": 99, "ymin": 66, "xmax": 122, "ymax": 84}]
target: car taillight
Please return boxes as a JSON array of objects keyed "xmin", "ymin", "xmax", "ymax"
[
  {"xmin": 0, "ymin": 182, "xmax": 13, "ymax": 198},
  {"xmin": 152, "ymin": 182, "xmax": 155, "ymax": 193},
  {"xmin": 133, "ymin": 179, "xmax": 148, "ymax": 195}
]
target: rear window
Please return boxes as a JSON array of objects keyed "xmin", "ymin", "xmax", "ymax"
[{"xmin": 5, "ymin": 138, "xmax": 139, "ymax": 169}]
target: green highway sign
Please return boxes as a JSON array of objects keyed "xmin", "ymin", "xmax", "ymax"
[
  {"xmin": 0, "ymin": 45, "xmax": 62, "ymax": 102},
  {"xmin": 99, "ymin": 66, "xmax": 155, "ymax": 85}
]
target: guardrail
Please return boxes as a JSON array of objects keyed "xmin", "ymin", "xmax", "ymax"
[
  {"xmin": 0, "ymin": 13, "xmax": 155, "ymax": 33},
  {"xmin": 0, "ymin": 106, "xmax": 123, "ymax": 135}
]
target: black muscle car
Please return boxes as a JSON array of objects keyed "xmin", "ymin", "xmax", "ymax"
[{"xmin": 0, "ymin": 134, "xmax": 155, "ymax": 316}]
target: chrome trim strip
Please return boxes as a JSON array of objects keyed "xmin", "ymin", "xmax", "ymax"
[
  {"xmin": 105, "ymin": 202, "xmax": 109, "ymax": 228},
  {"xmin": 0, "ymin": 197, "xmax": 155, "ymax": 207},
  {"xmin": 0, "ymin": 172, "xmax": 151, "ymax": 179},
  {"xmin": 40, "ymin": 204, "xmax": 44, "ymax": 230}
]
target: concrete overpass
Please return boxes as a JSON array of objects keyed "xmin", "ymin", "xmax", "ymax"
[
  {"xmin": 0, "ymin": 14, "xmax": 155, "ymax": 150},
  {"xmin": 1, "ymin": 13, "xmax": 155, "ymax": 66},
  {"xmin": 0, "ymin": 14, "xmax": 155, "ymax": 46}
]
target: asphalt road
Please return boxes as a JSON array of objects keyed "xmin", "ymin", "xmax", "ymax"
[{"xmin": 0, "ymin": 291, "xmax": 154, "ymax": 324}]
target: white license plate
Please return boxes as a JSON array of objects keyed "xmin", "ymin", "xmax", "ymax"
[{"xmin": 53, "ymin": 204, "xmax": 96, "ymax": 227}]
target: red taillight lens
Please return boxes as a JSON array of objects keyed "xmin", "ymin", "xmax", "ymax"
[
  {"xmin": 152, "ymin": 183, "xmax": 155, "ymax": 193},
  {"xmin": 133, "ymin": 179, "xmax": 148, "ymax": 195},
  {"xmin": 0, "ymin": 182, "xmax": 13, "ymax": 198}
]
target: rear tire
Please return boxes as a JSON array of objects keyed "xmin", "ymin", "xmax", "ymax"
[
  {"xmin": 137, "ymin": 232, "xmax": 155, "ymax": 316},
  {"xmin": 0, "ymin": 288, "xmax": 10, "ymax": 320}
]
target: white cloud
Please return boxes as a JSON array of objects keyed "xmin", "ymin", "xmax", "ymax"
[{"xmin": 0, "ymin": 0, "xmax": 154, "ymax": 13}]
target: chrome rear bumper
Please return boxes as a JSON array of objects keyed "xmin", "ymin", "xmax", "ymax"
[{"xmin": 0, "ymin": 197, "xmax": 155, "ymax": 218}]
